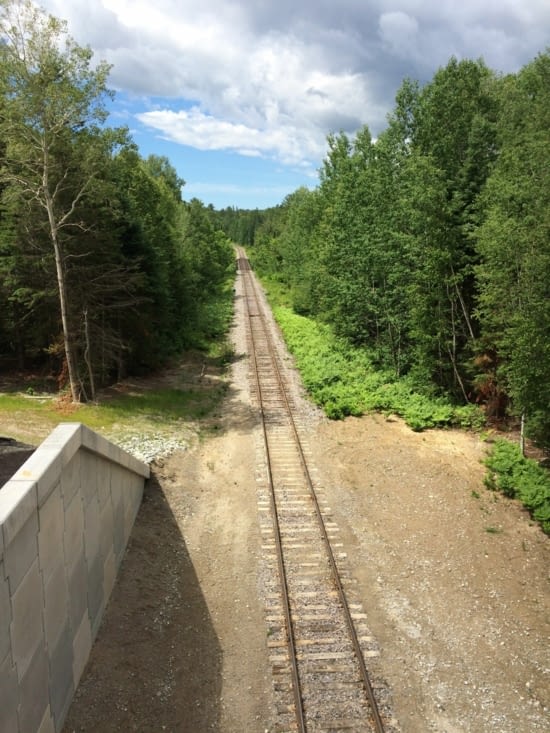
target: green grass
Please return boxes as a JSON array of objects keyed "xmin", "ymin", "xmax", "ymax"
[
  {"xmin": 272, "ymin": 305, "xmax": 483, "ymax": 431},
  {"xmin": 484, "ymin": 439, "xmax": 550, "ymax": 534},
  {"xmin": 0, "ymin": 383, "xmax": 227, "ymax": 444},
  {"xmin": 82, "ymin": 387, "xmax": 226, "ymax": 426},
  {"xmin": 0, "ymin": 338, "xmax": 232, "ymax": 449}
]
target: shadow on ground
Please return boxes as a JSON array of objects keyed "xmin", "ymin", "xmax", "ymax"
[
  {"xmin": 0, "ymin": 438, "xmax": 34, "ymax": 488},
  {"xmin": 63, "ymin": 472, "xmax": 222, "ymax": 732}
]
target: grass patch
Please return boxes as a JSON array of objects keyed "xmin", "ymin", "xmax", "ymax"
[
  {"xmin": 0, "ymin": 353, "xmax": 230, "ymax": 446},
  {"xmin": 272, "ymin": 305, "xmax": 483, "ymax": 431},
  {"xmin": 484, "ymin": 439, "xmax": 550, "ymax": 535}
]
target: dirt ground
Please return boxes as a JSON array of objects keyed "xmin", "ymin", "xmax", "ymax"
[{"xmin": 24, "ymin": 276, "xmax": 549, "ymax": 732}]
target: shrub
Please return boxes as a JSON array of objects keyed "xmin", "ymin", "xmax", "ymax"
[
  {"xmin": 484, "ymin": 439, "xmax": 550, "ymax": 534},
  {"xmin": 273, "ymin": 306, "xmax": 484, "ymax": 432}
]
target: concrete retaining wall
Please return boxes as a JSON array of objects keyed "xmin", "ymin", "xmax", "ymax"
[{"xmin": 0, "ymin": 423, "xmax": 150, "ymax": 733}]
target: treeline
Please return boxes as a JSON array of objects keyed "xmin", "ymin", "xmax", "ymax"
[
  {"xmin": 0, "ymin": 1, "xmax": 234, "ymax": 401},
  {"xmin": 245, "ymin": 54, "xmax": 550, "ymax": 447},
  {"xmin": 208, "ymin": 206, "xmax": 266, "ymax": 248}
]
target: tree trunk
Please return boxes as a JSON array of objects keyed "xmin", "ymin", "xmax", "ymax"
[
  {"xmin": 42, "ymin": 145, "xmax": 81, "ymax": 402},
  {"xmin": 52, "ymin": 234, "xmax": 80, "ymax": 402},
  {"xmin": 44, "ymin": 197, "xmax": 80, "ymax": 401},
  {"xmin": 83, "ymin": 308, "xmax": 96, "ymax": 401}
]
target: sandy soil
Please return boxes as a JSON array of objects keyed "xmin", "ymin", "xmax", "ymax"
[{"xmin": 58, "ymin": 275, "xmax": 549, "ymax": 732}]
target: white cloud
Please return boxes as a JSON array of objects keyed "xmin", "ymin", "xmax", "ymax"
[
  {"xmin": 137, "ymin": 106, "xmax": 326, "ymax": 166},
  {"xmin": 39, "ymin": 0, "xmax": 550, "ymax": 169}
]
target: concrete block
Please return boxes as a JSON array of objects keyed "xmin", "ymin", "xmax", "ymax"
[
  {"xmin": 96, "ymin": 458, "xmax": 111, "ymax": 509},
  {"xmin": 109, "ymin": 462, "xmax": 125, "ymax": 491},
  {"xmin": 12, "ymin": 447, "xmax": 63, "ymax": 507},
  {"xmin": 112, "ymin": 493, "xmax": 126, "ymax": 564},
  {"xmin": 127, "ymin": 476, "xmax": 144, "ymax": 525},
  {"xmin": 80, "ymin": 451, "xmax": 98, "ymax": 506},
  {"xmin": 87, "ymin": 554, "xmax": 104, "ymax": 638},
  {"xmin": 0, "ymin": 562, "xmax": 11, "ymax": 663},
  {"xmin": 60, "ymin": 451, "xmax": 81, "ymax": 507},
  {"xmin": 99, "ymin": 496, "xmax": 114, "ymax": 562},
  {"xmin": 0, "ymin": 479, "xmax": 37, "ymax": 547},
  {"xmin": 37, "ymin": 707, "xmax": 55, "ymax": 733},
  {"xmin": 43, "ymin": 563, "xmax": 69, "ymax": 652},
  {"xmin": 17, "ymin": 642, "xmax": 49, "ymax": 733},
  {"xmin": 41, "ymin": 423, "xmax": 81, "ymax": 463},
  {"xmin": 72, "ymin": 609, "xmax": 91, "ymax": 688},
  {"xmin": 67, "ymin": 552, "xmax": 88, "ymax": 635},
  {"xmin": 103, "ymin": 548, "xmax": 116, "ymax": 601},
  {"xmin": 109, "ymin": 474, "xmax": 123, "ymax": 517},
  {"xmin": 63, "ymin": 492, "xmax": 84, "ymax": 575},
  {"xmin": 38, "ymin": 484, "xmax": 64, "ymax": 583},
  {"xmin": 10, "ymin": 558, "xmax": 44, "ymax": 681},
  {"xmin": 81, "ymin": 425, "xmax": 149, "ymax": 478},
  {"xmin": 0, "ymin": 653, "xmax": 18, "ymax": 733},
  {"xmin": 80, "ymin": 424, "xmax": 100, "ymax": 454},
  {"xmin": 49, "ymin": 624, "xmax": 74, "ymax": 728},
  {"xmin": 83, "ymin": 494, "xmax": 101, "ymax": 567},
  {"xmin": 4, "ymin": 511, "xmax": 38, "ymax": 595}
]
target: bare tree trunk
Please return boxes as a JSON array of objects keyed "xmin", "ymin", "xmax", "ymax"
[
  {"xmin": 83, "ymin": 308, "xmax": 95, "ymax": 401},
  {"xmin": 520, "ymin": 411, "xmax": 526, "ymax": 456},
  {"xmin": 44, "ymin": 190, "xmax": 80, "ymax": 401},
  {"xmin": 52, "ymin": 234, "xmax": 80, "ymax": 402},
  {"xmin": 41, "ymin": 141, "xmax": 81, "ymax": 402}
]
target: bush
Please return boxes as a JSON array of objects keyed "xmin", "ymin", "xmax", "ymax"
[
  {"xmin": 484, "ymin": 439, "xmax": 550, "ymax": 534},
  {"xmin": 273, "ymin": 306, "xmax": 484, "ymax": 431}
]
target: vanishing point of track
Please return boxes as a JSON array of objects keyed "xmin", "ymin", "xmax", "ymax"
[{"xmin": 238, "ymin": 249, "xmax": 396, "ymax": 733}]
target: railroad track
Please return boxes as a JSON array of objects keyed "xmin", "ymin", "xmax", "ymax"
[{"xmin": 237, "ymin": 250, "xmax": 398, "ymax": 733}]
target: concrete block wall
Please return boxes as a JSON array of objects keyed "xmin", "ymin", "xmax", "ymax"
[{"xmin": 0, "ymin": 423, "xmax": 150, "ymax": 733}]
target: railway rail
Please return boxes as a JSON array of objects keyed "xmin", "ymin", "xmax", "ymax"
[{"xmin": 237, "ymin": 249, "xmax": 398, "ymax": 733}]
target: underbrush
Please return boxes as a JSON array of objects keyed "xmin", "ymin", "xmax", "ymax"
[
  {"xmin": 484, "ymin": 440, "xmax": 550, "ymax": 535},
  {"xmin": 273, "ymin": 306, "xmax": 483, "ymax": 431}
]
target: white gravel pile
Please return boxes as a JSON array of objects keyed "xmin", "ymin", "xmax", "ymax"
[{"xmin": 109, "ymin": 433, "xmax": 189, "ymax": 464}]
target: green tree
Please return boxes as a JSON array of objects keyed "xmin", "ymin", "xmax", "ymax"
[
  {"xmin": 0, "ymin": 0, "xmax": 117, "ymax": 400},
  {"xmin": 179, "ymin": 198, "xmax": 234, "ymax": 342},
  {"xmin": 475, "ymin": 51, "xmax": 550, "ymax": 443},
  {"xmin": 398, "ymin": 58, "xmax": 498, "ymax": 397}
]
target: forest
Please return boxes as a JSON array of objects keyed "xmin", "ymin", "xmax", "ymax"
[
  {"xmin": 1, "ymin": 1, "xmax": 548, "ymax": 455},
  {"xmin": 0, "ymin": 0, "xmax": 234, "ymax": 402},
  {"xmin": 214, "ymin": 52, "xmax": 550, "ymax": 451}
]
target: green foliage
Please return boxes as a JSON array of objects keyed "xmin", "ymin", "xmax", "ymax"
[
  {"xmin": 207, "ymin": 206, "xmax": 266, "ymax": 247},
  {"xmin": 251, "ymin": 51, "xmax": 549, "ymax": 450},
  {"xmin": 0, "ymin": 3, "xmax": 235, "ymax": 394},
  {"xmin": 274, "ymin": 306, "xmax": 482, "ymax": 430},
  {"xmin": 475, "ymin": 52, "xmax": 550, "ymax": 445},
  {"xmin": 484, "ymin": 439, "xmax": 550, "ymax": 534}
]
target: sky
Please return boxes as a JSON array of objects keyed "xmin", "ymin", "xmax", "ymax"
[{"xmin": 38, "ymin": 0, "xmax": 549, "ymax": 210}]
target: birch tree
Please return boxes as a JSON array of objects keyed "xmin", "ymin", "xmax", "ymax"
[{"xmin": 0, "ymin": 0, "xmax": 114, "ymax": 401}]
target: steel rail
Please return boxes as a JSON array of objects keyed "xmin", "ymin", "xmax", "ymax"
[
  {"xmin": 239, "ymin": 248, "xmax": 386, "ymax": 732},
  {"xmin": 241, "ymin": 253, "xmax": 386, "ymax": 733},
  {"xmin": 239, "ymin": 254, "xmax": 307, "ymax": 733}
]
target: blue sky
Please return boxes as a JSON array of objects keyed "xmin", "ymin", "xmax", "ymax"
[{"xmin": 39, "ymin": 0, "xmax": 549, "ymax": 210}]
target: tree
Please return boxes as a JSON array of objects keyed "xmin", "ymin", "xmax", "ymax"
[
  {"xmin": 475, "ymin": 51, "xmax": 550, "ymax": 443},
  {"xmin": 396, "ymin": 58, "xmax": 498, "ymax": 397},
  {"xmin": 0, "ymin": 0, "xmax": 116, "ymax": 401}
]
